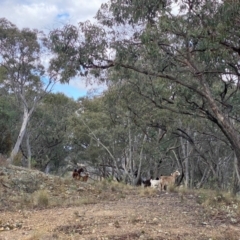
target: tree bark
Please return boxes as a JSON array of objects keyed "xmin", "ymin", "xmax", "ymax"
[
  {"xmin": 9, "ymin": 106, "xmax": 31, "ymax": 163},
  {"xmin": 26, "ymin": 130, "xmax": 32, "ymax": 169}
]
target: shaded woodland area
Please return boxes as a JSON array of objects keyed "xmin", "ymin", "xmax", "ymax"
[{"xmin": 1, "ymin": 0, "xmax": 240, "ymax": 194}]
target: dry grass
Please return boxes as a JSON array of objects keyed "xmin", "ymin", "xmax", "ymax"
[
  {"xmin": 77, "ymin": 196, "xmax": 98, "ymax": 205},
  {"xmin": 93, "ymin": 179, "xmax": 134, "ymax": 194},
  {"xmin": 23, "ymin": 231, "xmax": 61, "ymax": 240},
  {"xmin": 32, "ymin": 190, "xmax": 49, "ymax": 208},
  {"xmin": 12, "ymin": 152, "xmax": 23, "ymax": 166},
  {"xmin": 195, "ymin": 189, "xmax": 235, "ymax": 207},
  {"xmin": 176, "ymin": 188, "xmax": 240, "ymax": 226},
  {"xmin": 23, "ymin": 230, "xmax": 46, "ymax": 240},
  {"xmin": 0, "ymin": 154, "xmax": 9, "ymax": 167},
  {"xmin": 138, "ymin": 186, "xmax": 158, "ymax": 197},
  {"xmin": 167, "ymin": 184, "xmax": 178, "ymax": 193},
  {"xmin": 209, "ymin": 228, "xmax": 239, "ymax": 240}
]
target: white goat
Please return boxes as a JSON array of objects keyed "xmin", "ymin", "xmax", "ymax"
[{"xmin": 150, "ymin": 179, "xmax": 160, "ymax": 188}]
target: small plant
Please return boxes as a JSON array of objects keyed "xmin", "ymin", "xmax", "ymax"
[
  {"xmin": 129, "ymin": 215, "xmax": 139, "ymax": 224},
  {"xmin": 138, "ymin": 187, "xmax": 157, "ymax": 197},
  {"xmin": 107, "ymin": 176, "xmax": 114, "ymax": 183},
  {"xmin": 167, "ymin": 184, "xmax": 177, "ymax": 193},
  {"xmin": 200, "ymin": 190, "xmax": 233, "ymax": 208},
  {"xmin": 78, "ymin": 197, "xmax": 97, "ymax": 205},
  {"xmin": 33, "ymin": 190, "xmax": 49, "ymax": 208},
  {"xmin": 111, "ymin": 186, "xmax": 117, "ymax": 192},
  {"xmin": 12, "ymin": 152, "xmax": 23, "ymax": 166},
  {"xmin": 210, "ymin": 228, "xmax": 239, "ymax": 240},
  {"xmin": 118, "ymin": 193, "xmax": 126, "ymax": 199},
  {"xmin": 20, "ymin": 193, "xmax": 33, "ymax": 209},
  {"xmin": 24, "ymin": 230, "xmax": 45, "ymax": 240},
  {"xmin": 73, "ymin": 210, "xmax": 80, "ymax": 218},
  {"xmin": 0, "ymin": 154, "xmax": 9, "ymax": 167}
]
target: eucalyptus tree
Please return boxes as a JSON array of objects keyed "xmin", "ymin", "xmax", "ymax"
[
  {"xmin": 50, "ymin": 1, "xmax": 240, "ymax": 192},
  {"xmin": 68, "ymin": 96, "xmax": 127, "ymax": 180},
  {"xmin": 0, "ymin": 18, "xmax": 59, "ymax": 163},
  {"xmin": 20, "ymin": 93, "xmax": 79, "ymax": 172},
  {"xmin": 0, "ymin": 93, "xmax": 18, "ymax": 156},
  {"xmin": 103, "ymin": 78, "xmax": 173, "ymax": 182},
  {"xmin": 0, "ymin": 67, "xmax": 21, "ymax": 155}
]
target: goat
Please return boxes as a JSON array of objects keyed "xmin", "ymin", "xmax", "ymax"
[
  {"xmin": 142, "ymin": 178, "xmax": 151, "ymax": 188},
  {"xmin": 150, "ymin": 178, "xmax": 160, "ymax": 188},
  {"xmin": 72, "ymin": 169, "xmax": 79, "ymax": 179},
  {"xmin": 72, "ymin": 168, "xmax": 85, "ymax": 180},
  {"xmin": 142, "ymin": 176, "xmax": 153, "ymax": 188},
  {"xmin": 77, "ymin": 168, "xmax": 84, "ymax": 175},
  {"xmin": 79, "ymin": 173, "xmax": 89, "ymax": 182},
  {"xmin": 159, "ymin": 170, "xmax": 181, "ymax": 191},
  {"xmin": 142, "ymin": 177, "xmax": 160, "ymax": 188}
]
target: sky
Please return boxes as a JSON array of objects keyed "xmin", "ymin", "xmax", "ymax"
[{"xmin": 0, "ymin": 0, "xmax": 107, "ymax": 100}]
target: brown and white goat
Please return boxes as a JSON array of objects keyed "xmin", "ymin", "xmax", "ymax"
[
  {"xmin": 159, "ymin": 170, "xmax": 181, "ymax": 191},
  {"xmin": 72, "ymin": 168, "xmax": 84, "ymax": 180},
  {"xmin": 79, "ymin": 173, "xmax": 89, "ymax": 182}
]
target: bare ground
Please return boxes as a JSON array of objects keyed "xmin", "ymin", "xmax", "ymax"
[
  {"xmin": 0, "ymin": 166, "xmax": 240, "ymax": 240},
  {"xmin": 1, "ymin": 191, "xmax": 240, "ymax": 240}
]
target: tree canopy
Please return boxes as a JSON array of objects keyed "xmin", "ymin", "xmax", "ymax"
[
  {"xmin": 49, "ymin": 0, "xmax": 240, "ymax": 191},
  {"xmin": 1, "ymin": 1, "xmax": 240, "ymax": 193}
]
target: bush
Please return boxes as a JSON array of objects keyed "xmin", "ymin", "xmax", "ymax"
[{"xmin": 33, "ymin": 190, "xmax": 49, "ymax": 208}]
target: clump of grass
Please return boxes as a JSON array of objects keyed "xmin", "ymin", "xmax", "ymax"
[
  {"xmin": 93, "ymin": 179, "xmax": 133, "ymax": 194},
  {"xmin": 167, "ymin": 184, "xmax": 177, "ymax": 193},
  {"xmin": 20, "ymin": 192, "xmax": 33, "ymax": 209},
  {"xmin": 196, "ymin": 189, "xmax": 234, "ymax": 208},
  {"xmin": 129, "ymin": 215, "xmax": 141, "ymax": 224},
  {"xmin": 61, "ymin": 177, "xmax": 73, "ymax": 186},
  {"xmin": 194, "ymin": 188, "xmax": 240, "ymax": 222},
  {"xmin": 210, "ymin": 228, "xmax": 239, "ymax": 240},
  {"xmin": 12, "ymin": 152, "xmax": 23, "ymax": 166},
  {"xmin": 24, "ymin": 230, "xmax": 46, "ymax": 240},
  {"xmin": 50, "ymin": 197, "xmax": 64, "ymax": 208},
  {"xmin": 33, "ymin": 190, "xmax": 49, "ymax": 208},
  {"xmin": 0, "ymin": 154, "xmax": 9, "ymax": 167},
  {"xmin": 138, "ymin": 187, "xmax": 158, "ymax": 197},
  {"xmin": 78, "ymin": 196, "xmax": 97, "ymax": 205},
  {"xmin": 118, "ymin": 193, "xmax": 126, "ymax": 199},
  {"xmin": 94, "ymin": 179, "xmax": 108, "ymax": 191},
  {"xmin": 112, "ymin": 181, "xmax": 133, "ymax": 192}
]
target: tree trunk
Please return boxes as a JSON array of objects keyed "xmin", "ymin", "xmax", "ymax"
[
  {"xmin": 233, "ymin": 153, "xmax": 240, "ymax": 194},
  {"xmin": 26, "ymin": 130, "xmax": 32, "ymax": 169},
  {"xmin": 180, "ymin": 133, "xmax": 191, "ymax": 188},
  {"xmin": 10, "ymin": 107, "xmax": 30, "ymax": 163},
  {"xmin": 200, "ymin": 79, "xmax": 240, "ymax": 192},
  {"xmin": 133, "ymin": 134, "xmax": 147, "ymax": 186}
]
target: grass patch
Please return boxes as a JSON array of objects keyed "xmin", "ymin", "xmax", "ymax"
[
  {"xmin": 129, "ymin": 214, "xmax": 142, "ymax": 224},
  {"xmin": 20, "ymin": 192, "xmax": 33, "ymax": 209},
  {"xmin": 0, "ymin": 154, "xmax": 9, "ymax": 167},
  {"xmin": 24, "ymin": 230, "xmax": 46, "ymax": 240},
  {"xmin": 78, "ymin": 196, "xmax": 97, "ymax": 205},
  {"xmin": 195, "ymin": 189, "xmax": 234, "ymax": 207},
  {"xmin": 167, "ymin": 184, "xmax": 178, "ymax": 193},
  {"xmin": 32, "ymin": 190, "xmax": 49, "ymax": 208},
  {"xmin": 138, "ymin": 187, "xmax": 158, "ymax": 197},
  {"xmin": 210, "ymin": 228, "xmax": 239, "ymax": 240}
]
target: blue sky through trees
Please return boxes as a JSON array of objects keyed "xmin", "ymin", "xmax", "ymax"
[{"xmin": 0, "ymin": 0, "xmax": 107, "ymax": 100}]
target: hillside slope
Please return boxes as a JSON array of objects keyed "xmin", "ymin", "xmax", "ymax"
[{"xmin": 0, "ymin": 165, "xmax": 240, "ymax": 240}]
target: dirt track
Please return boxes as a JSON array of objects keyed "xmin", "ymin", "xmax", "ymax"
[{"xmin": 1, "ymin": 191, "xmax": 239, "ymax": 240}]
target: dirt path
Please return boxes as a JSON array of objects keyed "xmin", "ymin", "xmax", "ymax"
[{"xmin": 1, "ymin": 192, "xmax": 239, "ymax": 240}]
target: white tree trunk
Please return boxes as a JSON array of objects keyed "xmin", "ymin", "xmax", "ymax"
[
  {"xmin": 9, "ymin": 105, "xmax": 34, "ymax": 163},
  {"xmin": 26, "ymin": 131, "xmax": 32, "ymax": 169}
]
